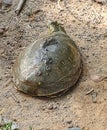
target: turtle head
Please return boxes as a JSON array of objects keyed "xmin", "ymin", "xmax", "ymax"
[{"xmin": 49, "ymin": 21, "xmax": 66, "ymax": 34}]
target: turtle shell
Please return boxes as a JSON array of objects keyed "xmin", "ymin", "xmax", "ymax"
[{"xmin": 13, "ymin": 31, "xmax": 82, "ymax": 97}]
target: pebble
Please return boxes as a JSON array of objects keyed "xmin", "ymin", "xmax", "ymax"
[
  {"xmin": 47, "ymin": 104, "xmax": 57, "ymax": 110},
  {"xmin": 67, "ymin": 127, "xmax": 81, "ymax": 130},
  {"xmin": 2, "ymin": 0, "xmax": 12, "ymax": 6},
  {"xmin": 90, "ymin": 74, "xmax": 107, "ymax": 82},
  {"xmin": 48, "ymin": 104, "xmax": 54, "ymax": 110},
  {"xmin": 90, "ymin": 74, "xmax": 103, "ymax": 82},
  {"xmin": 66, "ymin": 120, "xmax": 72, "ymax": 124},
  {"xmin": 91, "ymin": 91, "xmax": 97, "ymax": 103},
  {"xmin": 93, "ymin": 0, "xmax": 107, "ymax": 4}
]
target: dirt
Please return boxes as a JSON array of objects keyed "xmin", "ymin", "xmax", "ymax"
[{"xmin": 0, "ymin": 0, "xmax": 107, "ymax": 130}]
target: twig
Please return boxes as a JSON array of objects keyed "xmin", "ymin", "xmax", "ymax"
[
  {"xmin": 85, "ymin": 88, "xmax": 94, "ymax": 95},
  {"xmin": 15, "ymin": 0, "xmax": 27, "ymax": 15}
]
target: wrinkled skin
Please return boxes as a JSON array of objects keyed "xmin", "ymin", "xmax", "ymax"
[{"xmin": 13, "ymin": 22, "xmax": 82, "ymax": 97}]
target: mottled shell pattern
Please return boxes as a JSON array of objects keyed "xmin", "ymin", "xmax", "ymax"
[{"xmin": 13, "ymin": 21, "xmax": 82, "ymax": 97}]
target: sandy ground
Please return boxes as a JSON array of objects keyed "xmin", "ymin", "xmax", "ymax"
[{"xmin": 0, "ymin": 0, "xmax": 107, "ymax": 130}]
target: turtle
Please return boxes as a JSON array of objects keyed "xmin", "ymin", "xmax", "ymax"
[{"xmin": 13, "ymin": 21, "xmax": 82, "ymax": 97}]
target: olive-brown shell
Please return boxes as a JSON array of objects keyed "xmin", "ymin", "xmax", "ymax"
[{"xmin": 13, "ymin": 31, "xmax": 82, "ymax": 97}]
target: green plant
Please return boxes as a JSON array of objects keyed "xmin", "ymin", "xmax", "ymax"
[
  {"xmin": 0, "ymin": 122, "xmax": 12, "ymax": 130},
  {"xmin": 29, "ymin": 126, "xmax": 33, "ymax": 130}
]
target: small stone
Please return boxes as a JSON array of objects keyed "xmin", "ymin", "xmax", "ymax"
[
  {"xmin": 2, "ymin": 0, "xmax": 12, "ymax": 6},
  {"xmin": 91, "ymin": 91, "xmax": 97, "ymax": 103},
  {"xmin": 47, "ymin": 104, "xmax": 57, "ymax": 110},
  {"xmin": 90, "ymin": 74, "xmax": 102, "ymax": 82},
  {"xmin": 66, "ymin": 120, "xmax": 72, "ymax": 124},
  {"xmin": 93, "ymin": 0, "xmax": 107, "ymax": 4},
  {"xmin": 67, "ymin": 127, "xmax": 81, "ymax": 130},
  {"xmin": 90, "ymin": 74, "xmax": 107, "ymax": 82},
  {"xmin": 7, "ymin": 66, "xmax": 11, "ymax": 69},
  {"xmin": 48, "ymin": 104, "xmax": 54, "ymax": 110}
]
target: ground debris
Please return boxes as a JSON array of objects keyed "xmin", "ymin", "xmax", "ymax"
[
  {"xmin": 90, "ymin": 74, "xmax": 107, "ymax": 82},
  {"xmin": 91, "ymin": 91, "xmax": 97, "ymax": 103},
  {"xmin": 85, "ymin": 88, "xmax": 97, "ymax": 103},
  {"xmin": 33, "ymin": 9, "xmax": 43, "ymax": 15},
  {"xmin": 1, "ymin": 0, "xmax": 12, "ymax": 11},
  {"xmin": 2, "ymin": 0, "xmax": 12, "ymax": 7},
  {"xmin": 67, "ymin": 127, "xmax": 81, "ymax": 130},
  {"xmin": 93, "ymin": 0, "xmax": 107, "ymax": 4},
  {"xmin": 15, "ymin": 0, "xmax": 27, "ymax": 15},
  {"xmin": 85, "ymin": 88, "xmax": 94, "ymax": 95},
  {"xmin": 47, "ymin": 104, "xmax": 57, "ymax": 110},
  {"xmin": 0, "ymin": 116, "xmax": 19, "ymax": 130}
]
